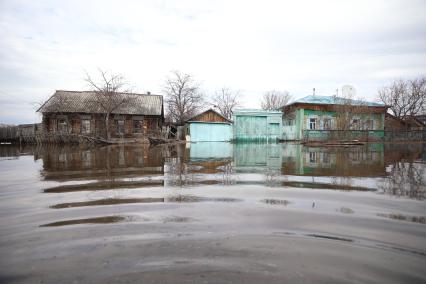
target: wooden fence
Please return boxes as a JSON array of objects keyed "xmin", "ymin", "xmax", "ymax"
[
  {"xmin": 0, "ymin": 123, "xmax": 170, "ymax": 145},
  {"xmin": 0, "ymin": 124, "xmax": 89, "ymax": 145}
]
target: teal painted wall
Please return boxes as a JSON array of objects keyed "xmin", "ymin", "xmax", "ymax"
[
  {"xmin": 189, "ymin": 122, "xmax": 232, "ymax": 142},
  {"xmin": 235, "ymin": 116, "xmax": 267, "ymax": 140},
  {"xmin": 297, "ymin": 109, "xmax": 303, "ymax": 140},
  {"xmin": 233, "ymin": 111, "xmax": 283, "ymax": 141},
  {"xmin": 233, "ymin": 143, "xmax": 282, "ymax": 171},
  {"xmin": 190, "ymin": 142, "xmax": 232, "ymax": 160},
  {"xmin": 283, "ymin": 108, "xmax": 385, "ymax": 141}
]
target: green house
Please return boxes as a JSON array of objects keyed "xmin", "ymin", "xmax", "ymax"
[
  {"xmin": 281, "ymin": 95, "xmax": 388, "ymax": 141},
  {"xmin": 232, "ymin": 109, "xmax": 283, "ymax": 141}
]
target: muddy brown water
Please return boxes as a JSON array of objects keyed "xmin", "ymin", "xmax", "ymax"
[{"xmin": 0, "ymin": 142, "xmax": 425, "ymax": 283}]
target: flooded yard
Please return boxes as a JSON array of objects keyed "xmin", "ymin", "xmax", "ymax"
[{"xmin": 0, "ymin": 142, "xmax": 425, "ymax": 283}]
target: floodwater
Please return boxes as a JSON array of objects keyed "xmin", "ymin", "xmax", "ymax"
[{"xmin": 0, "ymin": 142, "xmax": 425, "ymax": 283}]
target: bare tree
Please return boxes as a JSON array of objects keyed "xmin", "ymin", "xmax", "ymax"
[
  {"xmin": 85, "ymin": 70, "xmax": 134, "ymax": 140},
  {"xmin": 378, "ymin": 77, "xmax": 426, "ymax": 119},
  {"xmin": 163, "ymin": 70, "xmax": 203, "ymax": 125},
  {"xmin": 331, "ymin": 94, "xmax": 370, "ymax": 131},
  {"xmin": 211, "ymin": 87, "xmax": 242, "ymax": 119},
  {"xmin": 261, "ymin": 90, "xmax": 292, "ymax": 110}
]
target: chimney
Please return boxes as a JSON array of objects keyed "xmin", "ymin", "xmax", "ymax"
[
  {"xmin": 313, "ymin": 88, "xmax": 316, "ymax": 96},
  {"xmin": 147, "ymin": 91, "xmax": 151, "ymax": 95}
]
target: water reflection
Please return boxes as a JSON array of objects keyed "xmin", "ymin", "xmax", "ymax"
[
  {"xmin": 377, "ymin": 213, "xmax": 426, "ymax": 224},
  {"xmin": 50, "ymin": 198, "xmax": 166, "ymax": 208},
  {"xmin": 261, "ymin": 199, "xmax": 291, "ymax": 206},
  {"xmin": 40, "ymin": 215, "xmax": 128, "ymax": 227},
  {"xmin": 1, "ymin": 142, "xmax": 425, "ymax": 199},
  {"xmin": 281, "ymin": 143, "xmax": 385, "ymax": 177},
  {"xmin": 39, "ymin": 145, "xmax": 165, "ymax": 181},
  {"xmin": 44, "ymin": 180, "xmax": 164, "ymax": 193},
  {"xmin": 50, "ymin": 195, "xmax": 241, "ymax": 209}
]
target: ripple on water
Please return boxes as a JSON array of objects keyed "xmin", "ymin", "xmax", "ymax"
[
  {"xmin": 377, "ymin": 213, "xmax": 426, "ymax": 224},
  {"xmin": 39, "ymin": 215, "xmax": 130, "ymax": 227}
]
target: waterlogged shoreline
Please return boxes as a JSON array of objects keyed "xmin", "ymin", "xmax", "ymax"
[{"xmin": 0, "ymin": 143, "xmax": 425, "ymax": 283}]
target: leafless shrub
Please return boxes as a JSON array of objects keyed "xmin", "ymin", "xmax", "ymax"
[
  {"xmin": 378, "ymin": 77, "xmax": 426, "ymax": 119},
  {"xmin": 163, "ymin": 70, "xmax": 203, "ymax": 125},
  {"xmin": 331, "ymin": 94, "xmax": 371, "ymax": 131},
  {"xmin": 85, "ymin": 69, "xmax": 134, "ymax": 140},
  {"xmin": 261, "ymin": 90, "xmax": 292, "ymax": 110},
  {"xmin": 211, "ymin": 87, "xmax": 242, "ymax": 119},
  {"xmin": 379, "ymin": 162, "xmax": 425, "ymax": 200}
]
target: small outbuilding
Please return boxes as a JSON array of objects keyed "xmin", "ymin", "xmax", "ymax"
[
  {"xmin": 232, "ymin": 109, "xmax": 283, "ymax": 141},
  {"xmin": 185, "ymin": 109, "xmax": 232, "ymax": 142}
]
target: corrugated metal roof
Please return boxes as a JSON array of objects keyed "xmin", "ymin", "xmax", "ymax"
[
  {"xmin": 234, "ymin": 109, "xmax": 283, "ymax": 115},
  {"xmin": 289, "ymin": 95, "xmax": 385, "ymax": 107},
  {"xmin": 38, "ymin": 90, "xmax": 163, "ymax": 115}
]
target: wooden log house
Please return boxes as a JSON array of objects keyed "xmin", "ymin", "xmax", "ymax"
[{"xmin": 37, "ymin": 90, "xmax": 164, "ymax": 139}]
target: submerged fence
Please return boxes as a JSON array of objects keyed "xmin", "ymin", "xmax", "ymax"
[
  {"xmin": 384, "ymin": 130, "xmax": 425, "ymax": 141},
  {"xmin": 0, "ymin": 124, "xmax": 89, "ymax": 145},
  {"xmin": 0, "ymin": 124, "xmax": 42, "ymax": 144},
  {"xmin": 303, "ymin": 129, "xmax": 426, "ymax": 142},
  {"xmin": 1, "ymin": 123, "xmax": 169, "ymax": 145}
]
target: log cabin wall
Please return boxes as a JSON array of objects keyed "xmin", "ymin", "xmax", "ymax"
[{"xmin": 42, "ymin": 113, "xmax": 163, "ymax": 138}]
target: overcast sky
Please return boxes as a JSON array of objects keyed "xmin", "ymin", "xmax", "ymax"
[{"xmin": 1, "ymin": 0, "xmax": 426, "ymax": 124}]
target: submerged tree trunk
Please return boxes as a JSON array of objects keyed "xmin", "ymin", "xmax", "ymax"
[{"xmin": 105, "ymin": 113, "xmax": 110, "ymax": 140}]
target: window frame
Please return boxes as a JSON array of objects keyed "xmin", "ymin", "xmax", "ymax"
[
  {"xmin": 323, "ymin": 118, "xmax": 331, "ymax": 130},
  {"xmin": 133, "ymin": 119, "xmax": 143, "ymax": 134},
  {"xmin": 364, "ymin": 119, "xmax": 374, "ymax": 130},
  {"xmin": 116, "ymin": 119, "xmax": 125, "ymax": 135},
  {"xmin": 81, "ymin": 119, "xmax": 91, "ymax": 134},
  {"xmin": 309, "ymin": 118, "xmax": 317, "ymax": 130},
  {"xmin": 309, "ymin": 152, "xmax": 317, "ymax": 163},
  {"xmin": 57, "ymin": 119, "xmax": 68, "ymax": 133}
]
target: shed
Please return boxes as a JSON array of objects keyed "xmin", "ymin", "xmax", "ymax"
[
  {"xmin": 232, "ymin": 109, "xmax": 283, "ymax": 141},
  {"xmin": 186, "ymin": 109, "xmax": 233, "ymax": 142}
]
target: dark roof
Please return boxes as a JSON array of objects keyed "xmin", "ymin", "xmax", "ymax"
[
  {"xmin": 37, "ymin": 90, "xmax": 163, "ymax": 115},
  {"xmin": 415, "ymin": 114, "xmax": 426, "ymax": 121},
  {"xmin": 386, "ymin": 113, "xmax": 426, "ymax": 127},
  {"xmin": 186, "ymin": 108, "xmax": 232, "ymax": 123},
  {"xmin": 406, "ymin": 116, "xmax": 426, "ymax": 127}
]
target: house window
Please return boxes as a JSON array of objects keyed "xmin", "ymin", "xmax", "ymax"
[
  {"xmin": 323, "ymin": 118, "xmax": 331, "ymax": 130},
  {"xmin": 58, "ymin": 152, "xmax": 67, "ymax": 163},
  {"xmin": 309, "ymin": 152, "xmax": 317, "ymax": 163},
  {"xmin": 351, "ymin": 118, "xmax": 360, "ymax": 130},
  {"xmin": 322, "ymin": 152, "xmax": 331, "ymax": 164},
  {"xmin": 81, "ymin": 119, "xmax": 91, "ymax": 134},
  {"xmin": 133, "ymin": 120, "xmax": 143, "ymax": 133},
  {"xmin": 57, "ymin": 119, "xmax": 68, "ymax": 133},
  {"xmin": 365, "ymin": 120, "xmax": 374, "ymax": 130},
  {"xmin": 309, "ymin": 118, "xmax": 317, "ymax": 130},
  {"xmin": 116, "ymin": 120, "xmax": 124, "ymax": 135}
]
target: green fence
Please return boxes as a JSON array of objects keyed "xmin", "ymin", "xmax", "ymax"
[
  {"xmin": 303, "ymin": 130, "xmax": 385, "ymax": 142},
  {"xmin": 303, "ymin": 130, "xmax": 425, "ymax": 142}
]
